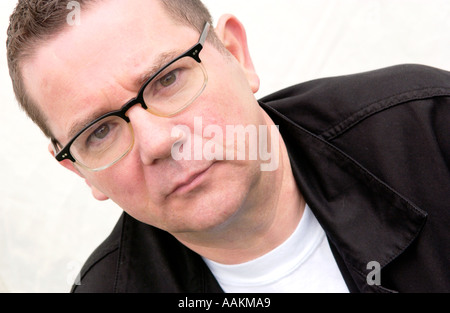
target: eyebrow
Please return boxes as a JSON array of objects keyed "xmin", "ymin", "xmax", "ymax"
[
  {"xmin": 65, "ymin": 49, "xmax": 184, "ymax": 142},
  {"xmin": 134, "ymin": 49, "xmax": 183, "ymax": 87}
]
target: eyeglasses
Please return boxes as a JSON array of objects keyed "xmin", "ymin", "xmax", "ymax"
[{"xmin": 52, "ymin": 22, "xmax": 210, "ymax": 171}]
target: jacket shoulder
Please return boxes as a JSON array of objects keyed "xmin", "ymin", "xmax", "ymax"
[
  {"xmin": 71, "ymin": 214, "xmax": 124, "ymax": 293},
  {"xmin": 260, "ymin": 64, "xmax": 450, "ymax": 136}
]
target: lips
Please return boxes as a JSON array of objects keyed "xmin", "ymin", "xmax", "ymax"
[{"xmin": 169, "ymin": 164, "xmax": 213, "ymax": 196}]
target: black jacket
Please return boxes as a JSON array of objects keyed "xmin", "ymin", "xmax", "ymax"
[{"xmin": 72, "ymin": 64, "xmax": 450, "ymax": 293}]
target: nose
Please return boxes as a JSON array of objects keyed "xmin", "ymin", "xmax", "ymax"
[{"xmin": 126, "ymin": 105, "xmax": 183, "ymax": 166}]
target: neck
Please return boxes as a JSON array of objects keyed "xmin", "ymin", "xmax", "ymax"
[{"xmin": 173, "ymin": 117, "xmax": 305, "ymax": 264}]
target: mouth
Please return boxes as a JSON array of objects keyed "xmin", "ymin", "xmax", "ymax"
[{"xmin": 169, "ymin": 163, "xmax": 214, "ymax": 196}]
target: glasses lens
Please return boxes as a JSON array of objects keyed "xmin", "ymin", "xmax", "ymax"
[
  {"xmin": 143, "ymin": 56, "xmax": 207, "ymax": 116},
  {"xmin": 71, "ymin": 116, "xmax": 133, "ymax": 170}
]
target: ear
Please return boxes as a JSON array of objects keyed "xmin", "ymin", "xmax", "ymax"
[
  {"xmin": 215, "ymin": 14, "xmax": 260, "ymax": 93},
  {"xmin": 48, "ymin": 144, "xmax": 110, "ymax": 201}
]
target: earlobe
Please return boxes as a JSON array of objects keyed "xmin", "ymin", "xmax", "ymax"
[
  {"xmin": 215, "ymin": 14, "xmax": 260, "ymax": 93},
  {"xmin": 47, "ymin": 143, "xmax": 110, "ymax": 201}
]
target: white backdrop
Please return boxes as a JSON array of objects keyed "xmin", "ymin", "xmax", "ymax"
[{"xmin": 0, "ymin": 0, "xmax": 449, "ymax": 292}]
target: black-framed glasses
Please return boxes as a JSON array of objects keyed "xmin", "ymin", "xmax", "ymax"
[{"xmin": 52, "ymin": 22, "xmax": 210, "ymax": 171}]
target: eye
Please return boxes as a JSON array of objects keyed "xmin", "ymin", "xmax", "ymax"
[
  {"xmin": 92, "ymin": 124, "xmax": 110, "ymax": 140},
  {"xmin": 158, "ymin": 70, "xmax": 178, "ymax": 87},
  {"xmin": 85, "ymin": 122, "xmax": 116, "ymax": 148},
  {"xmin": 71, "ymin": 116, "xmax": 130, "ymax": 165}
]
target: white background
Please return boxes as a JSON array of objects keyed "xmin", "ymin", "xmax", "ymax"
[{"xmin": 0, "ymin": 0, "xmax": 449, "ymax": 292}]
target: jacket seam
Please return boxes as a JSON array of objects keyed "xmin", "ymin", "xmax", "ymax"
[{"xmin": 320, "ymin": 87, "xmax": 450, "ymax": 141}]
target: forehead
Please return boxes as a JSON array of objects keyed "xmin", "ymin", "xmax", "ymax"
[{"xmin": 21, "ymin": 0, "xmax": 198, "ymax": 141}]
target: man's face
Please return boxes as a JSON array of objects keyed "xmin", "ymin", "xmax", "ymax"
[{"xmin": 22, "ymin": 0, "xmax": 271, "ymax": 235}]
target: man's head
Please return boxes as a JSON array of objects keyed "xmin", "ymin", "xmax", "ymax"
[{"xmin": 6, "ymin": 0, "xmax": 282, "ymax": 242}]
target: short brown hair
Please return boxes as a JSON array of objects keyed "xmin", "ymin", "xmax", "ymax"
[{"xmin": 6, "ymin": 0, "xmax": 219, "ymax": 139}]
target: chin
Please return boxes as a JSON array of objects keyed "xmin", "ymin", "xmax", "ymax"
[
  {"xmin": 167, "ymin": 181, "xmax": 255, "ymax": 235},
  {"xmin": 143, "ymin": 160, "xmax": 262, "ymax": 234},
  {"xmin": 163, "ymin": 191, "xmax": 243, "ymax": 234}
]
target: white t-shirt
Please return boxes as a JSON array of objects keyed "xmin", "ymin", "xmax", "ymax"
[{"xmin": 202, "ymin": 204, "xmax": 349, "ymax": 293}]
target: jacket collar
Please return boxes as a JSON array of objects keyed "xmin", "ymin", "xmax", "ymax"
[{"xmin": 260, "ymin": 101, "xmax": 427, "ymax": 292}]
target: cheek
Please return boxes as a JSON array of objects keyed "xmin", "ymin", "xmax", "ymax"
[
  {"xmin": 86, "ymin": 161, "xmax": 151, "ymax": 207},
  {"xmin": 95, "ymin": 168, "xmax": 166, "ymax": 226},
  {"xmin": 199, "ymin": 55, "xmax": 258, "ymax": 120},
  {"xmin": 195, "ymin": 81, "xmax": 261, "ymax": 128}
]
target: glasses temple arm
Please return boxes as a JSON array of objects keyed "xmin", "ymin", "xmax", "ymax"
[{"xmin": 199, "ymin": 22, "xmax": 211, "ymax": 46}]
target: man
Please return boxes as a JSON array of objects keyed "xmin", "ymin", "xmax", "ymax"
[{"xmin": 6, "ymin": 0, "xmax": 450, "ymax": 293}]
